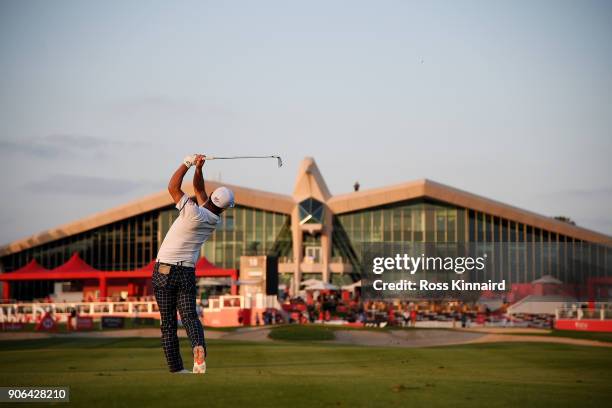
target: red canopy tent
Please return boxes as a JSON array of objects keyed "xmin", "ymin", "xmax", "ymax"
[
  {"xmin": 1, "ymin": 253, "xmax": 238, "ymax": 299},
  {"xmin": 2, "ymin": 254, "xmax": 103, "ymax": 281},
  {"xmin": 1, "ymin": 259, "xmax": 52, "ymax": 299},
  {"xmin": 54, "ymin": 253, "xmax": 99, "ymax": 275},
  {"xmin": 7, "ymin": 259, "xmax": 51, "ymax": 275}
]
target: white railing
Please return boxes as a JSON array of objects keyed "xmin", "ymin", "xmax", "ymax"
[
  {"xmin": 0, "ymin": 294, "xmax": 280, "ymax": 324},
  {"xmin": 205, "ymin": 295, "xmax": 244, "ymax": 311},
  {"xmin": 555, "ymin": 302, "xmax": 612, "ymax": 321},
  {"xmin": 205, "ymin": 294, "xmax": 279, "ymax": 311},
  {"xmin": 0, "ymin": 301, "xmax": 160, "ymax": 323}
]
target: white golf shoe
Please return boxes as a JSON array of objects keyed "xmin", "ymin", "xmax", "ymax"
[
  {"xmin": 193, "ymin": 346, "xmax": 206, "ymax": 374},
  {"xmin": 174, "ymin": 369, "xmax": 192, "ymax": 374}
]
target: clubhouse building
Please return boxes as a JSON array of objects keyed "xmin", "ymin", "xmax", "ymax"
[{"xmin": 1, "ymin": 158, "xmax": 611, "ymax": 301}]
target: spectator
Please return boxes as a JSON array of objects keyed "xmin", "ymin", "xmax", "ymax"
[{"xmin": 402, "ymin": 309, "xmax": 410, "ymax": 327}]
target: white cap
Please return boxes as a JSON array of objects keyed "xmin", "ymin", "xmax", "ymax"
[{"xmin": 210, "ymin": 187, "xmax": 235, "ymax": 209}]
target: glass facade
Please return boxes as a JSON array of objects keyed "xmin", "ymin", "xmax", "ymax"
[
  {"xmin": 1, "ymin": 192, "xmax": 610, "ymax": 300},
  {"xmin": 467, "ymin": 209, "xmax": 611, "ymax": 285},
  {"xmin": 333, "ymin": 200, "xmax": 465, "ymax": 261},
  {"xmin": 2, "ymin": 204, "xmax": 291, "ymax": 274},
  {"xmin": 333, "ymin": 199, "xmax": 611, "ymax": 285},
  {"xmin": 159, "ymin": 205, "xmax": 292, "ymax": 270},
  {"xmin": 1, "ymin": 212, "xmax": 159, "ymax": 272}
]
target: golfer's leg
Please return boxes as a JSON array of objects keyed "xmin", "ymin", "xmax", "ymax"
[
  {"xmin": 177, "ymin": 269, "xmax": 205, "ymax": 353},
  {"xmin": 154, "ymin": 285, "xmax": 183, "ymax": 372}
]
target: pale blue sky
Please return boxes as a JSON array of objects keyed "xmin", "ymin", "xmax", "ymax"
[{"xmin": 0, "ymin": 0, "xmax": 611, "ymax": 243}]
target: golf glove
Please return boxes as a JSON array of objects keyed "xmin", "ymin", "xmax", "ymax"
[{"xmin": 183, "ymin": 154, "xmax": 198, "ymax": 168}]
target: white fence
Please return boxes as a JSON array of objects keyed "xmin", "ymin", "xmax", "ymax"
[
  {"xmin": 0, "ymin": 301, "xmax": 159, "ymax": 324},
  {"xmin": 555, "ymin": 302, "xmax": 612, "ymax": 321},
  {"xmin": 0, "ymin": 294, "xmax": 280, "ymax": 324}
]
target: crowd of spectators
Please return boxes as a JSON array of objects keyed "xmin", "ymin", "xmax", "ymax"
[
  {"xmin": 276, "ymin": 292, "xmax": 515, "ymax": 328},
  {"xmin": 3, "ymin": 290, "xmax": 555, "ymax": 329}
]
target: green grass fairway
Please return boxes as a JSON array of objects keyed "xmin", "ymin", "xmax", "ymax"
[
  {"xmin": 0, "ymin": 337, "xmax": 610, "ymax": 408},
  {"xmin": 268, "ymin": 324, "xmax": 336, "ymax": 341}
]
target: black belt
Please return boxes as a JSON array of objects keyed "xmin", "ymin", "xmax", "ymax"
[{"xmin": 155, "ymin": 260, "xmax": 195, "ymax": 268}]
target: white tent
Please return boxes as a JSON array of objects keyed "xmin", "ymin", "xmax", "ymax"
[
  {"xmin": 305, "ymin": 282, "xmax": 340, "ymax": 291},
  {"xmin": 301, "ymin": 279, "xmax": 323, "ymax": 288},
  {"xmin": 507, "ymin": 295, "xmax": 576, "ymax": 315}
]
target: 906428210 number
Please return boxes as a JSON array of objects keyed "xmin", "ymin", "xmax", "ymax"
[{"xmin": 1, "ymin": 387, "xmax": 70, "ymax": 402}]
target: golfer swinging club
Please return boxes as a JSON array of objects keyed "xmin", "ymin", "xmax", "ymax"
[{"xmin": 153, "ymin": 154, "xmax": 234, "ymax": 374}]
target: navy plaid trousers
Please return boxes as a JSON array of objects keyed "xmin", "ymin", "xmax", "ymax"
[{"xmin": 152, "ymin": 262, "xmax": 206, "ymax": 372}]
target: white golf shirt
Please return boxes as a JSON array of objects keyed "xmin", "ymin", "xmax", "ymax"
[{"xmin": 156, "ymin": 194, "xmax": 220, "ymax": 266}]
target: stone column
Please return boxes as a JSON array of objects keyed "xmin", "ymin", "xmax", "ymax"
[{"xmin": 291, "ymin": 206, "xmax": 302, "ymax": 295}]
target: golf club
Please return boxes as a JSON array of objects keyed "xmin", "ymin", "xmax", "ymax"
[{"xmin": 204, "ymin": 155, "xmax": 283, "ymax": 168}]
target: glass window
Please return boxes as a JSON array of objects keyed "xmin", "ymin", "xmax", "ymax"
[
  {"xmin": 371, "ymin": 211, "xmax": 382, "ymax": 242},
  {"xmin": 493, "ymin": 217, "xmax": 500, "ymax": 242},
  {"xmin": 447, "ymin": 210, "xmax": 456, "ymax": 242},
  {"xmin": 468, "ymin": 210, "xmax": 476, "ymax": 241},
  {"xmin": 487, "ymin": 214, "xmax": 494, "ymax": 242},
  {"xmin": 423, "ymin": 205, "xmax": 433, "ymax": 242},
  {"xmin": 436, "ymin": 208, "xmax": 446, "ymax": 242},
  {"xmin": 298, "ymin": 198, "xmax": 324, "ymax": 224},
  {"xmin": 403, "ymin": 208, "xmax": 413, "ymax": 241},
  {"xmin": 413, "ymin": 209, "xmax": 424, "ymax": 242},
  {"xmin": 456, "ymin": 209, "xmax": 465, "ymax": 243},
  {"xmin": 392, "ymin": 208, "xmax": 402, "ymax": 241},
  {"xmin": 220, "ymin": 214, "xmax": 235, "ymax": 231},
  {"xmin": 382, "ymin": 209, "xmax": 392, "ymax": 242}
]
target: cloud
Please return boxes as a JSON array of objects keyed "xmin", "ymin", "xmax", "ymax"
[
  {"xmin": 0, "ymin": 134, "xmax": 147, "ymax": 159},
  {"xmin": 0, "ymin": 139, "xmax": 60, "ymax": 157},
  {"xmin": 23, "ymin": 174, "xmax": 143, "ymax": 196}
]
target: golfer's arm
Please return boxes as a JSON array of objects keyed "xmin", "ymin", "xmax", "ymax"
[
  {"xmin": 168, "ymin": 164, "xmax": 189, "ymax": 204},
  {"xmin": 193, "ymin": 167, "xmax": 208, "ymax": 206}
]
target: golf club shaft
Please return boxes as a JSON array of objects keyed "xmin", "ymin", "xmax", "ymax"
[
  {"xmin": 205, "ymin": 155, "xmax": 273, "ymax": 160},
  {"xmin": 204, "ymin": 155, "xmax": 283, "ymax": 167}
]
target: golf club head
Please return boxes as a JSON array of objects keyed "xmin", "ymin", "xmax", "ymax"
[{"xmin": 275, "ymin": 156, "xmax": 283, "ymax": 168}]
